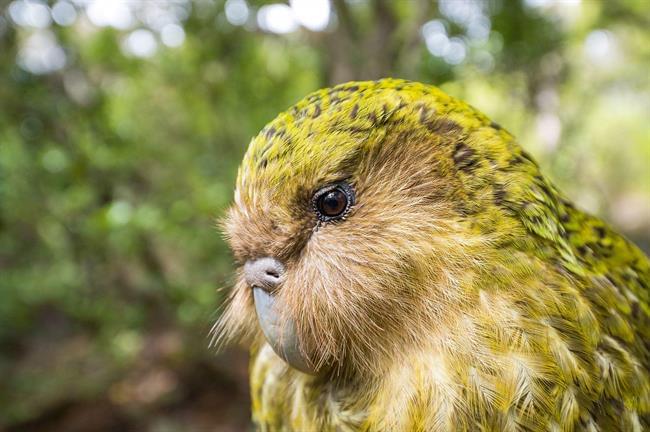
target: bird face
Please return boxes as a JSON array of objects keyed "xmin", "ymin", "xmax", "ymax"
[{"xmin": 215, "ymin": 79, "xmax": 509, "ymax": 376}]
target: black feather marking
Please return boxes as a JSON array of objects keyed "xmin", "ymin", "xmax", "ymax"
[
  {"xmin": 493, "ymin": 184, "xmax": 507, "ymax": 207},
  {"xmin": 350, "ymin": 103, "xmax": 359, "ymax": 119},
  {"xmin": 490, "ymin": 121, "xmax": 502, "ymax": 130},
  {"xmin": 425, "ymin": 117, "xmax": 462, "ymax": 135},
  {"xmin": 453, "ymin": 142, "xmax": 478, "ymax": 172}
]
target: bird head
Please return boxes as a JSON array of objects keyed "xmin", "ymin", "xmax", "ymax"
[{"xmin": 214, "ymin": 79, "xmax": 537, "ymax": 377}]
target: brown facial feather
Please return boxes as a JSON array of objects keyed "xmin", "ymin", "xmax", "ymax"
[{"xmin": 218, "ymin": 116, "xmax": 509, "ymax": 377}]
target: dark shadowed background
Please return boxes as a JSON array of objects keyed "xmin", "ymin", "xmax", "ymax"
[{"xmin": 0, "ymin": 0, "xmax": 648, "ymax": 431}]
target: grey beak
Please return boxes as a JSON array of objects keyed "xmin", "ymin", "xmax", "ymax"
[
  {"xmin": 252, "ymin": 287, "xmax": 316, "ymax": 374},
  {"xmin": 244, "ymin": 257, "xmax": 316, "ymax": 374}
]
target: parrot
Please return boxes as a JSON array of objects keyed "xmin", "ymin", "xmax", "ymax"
[{"xmin": 213, "ymin": 79, "xmax": 650, "ymax": 431}]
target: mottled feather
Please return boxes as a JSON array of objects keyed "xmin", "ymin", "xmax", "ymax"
[{"xmin": 218, "ymin": 79, "xmax": 650, "ymax": 431}]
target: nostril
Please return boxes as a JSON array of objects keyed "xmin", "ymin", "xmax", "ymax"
[{"xmin": 244, "ymin": 257, "xmax": 285, "ymax": 292}]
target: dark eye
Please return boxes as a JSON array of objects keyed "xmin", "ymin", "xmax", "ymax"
[{"xmin": 312, "ymin": 183, "xmax": 355, "ymax": 222}]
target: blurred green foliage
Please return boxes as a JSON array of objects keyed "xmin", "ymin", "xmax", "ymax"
[{"xmin": 0, "ymin": 0, "xmax": 648, "ymax": 430}]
